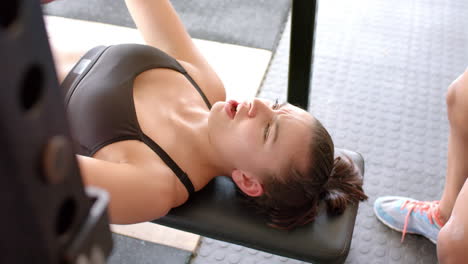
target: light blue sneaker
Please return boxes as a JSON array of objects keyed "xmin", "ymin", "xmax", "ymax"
[{"xmin": 373, "ymin": 196, "xmax": 444, "ymax": 244}]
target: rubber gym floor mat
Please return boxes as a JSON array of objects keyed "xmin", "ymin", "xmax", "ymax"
[
  {"xmin": 108, "ymin": 233, "xmax": 192, "ymax": 264},
  {"xmin": 43, "ymin": 0, "xmax": 290, "ymax": 51},
  {"xmin": 192, "ymin": 0, "xmax": 468, "ymax": 263}
]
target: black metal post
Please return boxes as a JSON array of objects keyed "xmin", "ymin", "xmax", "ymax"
[
  {"xmin": 0, "ymin": 0, "xmax": 112, "ymax": 263},
  {"xmin": 287, "ymin": 0, "xmax": 318, "ymax": 110}
]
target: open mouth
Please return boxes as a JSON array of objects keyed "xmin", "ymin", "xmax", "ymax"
[{"xmin": 224, "ymin": 100, "xmax": 239, "ymax": 119}]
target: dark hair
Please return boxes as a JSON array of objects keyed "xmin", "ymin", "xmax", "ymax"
[{"xmin": 244, "ymin": 119, "xmax": 368, "ymax": 229}]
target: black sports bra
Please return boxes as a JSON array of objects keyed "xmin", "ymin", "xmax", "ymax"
[{"xmin": 63, "ymin": 44, "xmax": 212, "ymax": 196}]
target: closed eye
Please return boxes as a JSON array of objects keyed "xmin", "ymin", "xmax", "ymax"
[
  {"xmin": 264, "ymin": 100, "xmax": 282, "ymax": 141},
  {"xmin": 265, "ymin": 100, "xmax": 287, "ymax": 142},
  {"xmin": 264, "ymin": 122, "xmax": 271, "ymax": 141},
  {"xmin": 264, "ymin": 99, "xmax": 288, "ymax": 142}
]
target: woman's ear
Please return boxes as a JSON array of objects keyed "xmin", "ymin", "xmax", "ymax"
[{"xmin": 231, "ymin": 169, "xmax": 264, "ymax": 197}]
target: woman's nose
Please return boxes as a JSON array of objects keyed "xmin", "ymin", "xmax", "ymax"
[{"xmin": 248, "ymin": 98, "xmax": 272, "ymax": 118}]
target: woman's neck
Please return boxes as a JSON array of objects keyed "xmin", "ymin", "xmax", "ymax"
[{"xmin": 176, "ymin": 105, "xmax": 232, "ymax": 186}]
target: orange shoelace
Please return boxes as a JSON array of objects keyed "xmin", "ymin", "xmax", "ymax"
[{"xmin": 400, "ymin": 200, "xmax": 443, "ymax": 243}]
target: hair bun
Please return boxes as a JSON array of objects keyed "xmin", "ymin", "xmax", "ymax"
[{"xmin": 322, "ymin": 155, "xmax": 367, "ymax": 215}]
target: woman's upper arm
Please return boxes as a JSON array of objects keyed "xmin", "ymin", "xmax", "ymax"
[
  {"xmin": 125, "ymin": 0, "xmax": 225, "ymax": 101},
  {"xmin": 125, "ymin": 0, "xmax": 205, "ymax": 67},
  {"xmin": 76, "ymin": 155, "xmax": 176, "ymax": 224}
]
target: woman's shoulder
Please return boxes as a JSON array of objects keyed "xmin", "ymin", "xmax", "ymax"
[
  {"xmin": 77, "ymin": 153, "xmax": 184, "ymax": 222},
  {"xmin": 92, "ymin": 140, "xmax": 191, "ymax": 205},
  {"xmin": 177, "ymin": 59, "xmax": 226, "ymax": 104}
]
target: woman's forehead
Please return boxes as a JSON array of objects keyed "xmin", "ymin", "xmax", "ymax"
[
  {"xmin": 277, "ymin": 113, "xmax": 313, "ymax": 163},
  {"xmin": 282, "ymin": 104, "xmax": 313, "ymax": 124},
  {"xmin": 258, "ymin": 97, "xmax": 314, "ymax": 129}
]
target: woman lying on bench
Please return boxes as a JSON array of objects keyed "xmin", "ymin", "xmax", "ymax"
[{"xmin": 48, "ymin": 0, "xmax": 367, "ymax": 229}]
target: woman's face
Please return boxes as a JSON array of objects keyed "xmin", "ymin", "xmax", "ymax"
[{"xmin": 208, "ymin": 98, "xmax": 314, "ymax": 178}]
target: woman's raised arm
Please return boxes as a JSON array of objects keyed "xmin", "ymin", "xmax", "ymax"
[
  {"xmin": 125, "ymin": 0, "xmax": 207, "ymax": 67},
  {"xmin": 125, "ymin": 0, "xmax": 225, "ymax": 102}
]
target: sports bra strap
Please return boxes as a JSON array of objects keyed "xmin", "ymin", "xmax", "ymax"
[
  {"xmin": 182, "ymin": 72, "xmax": 212, "ymax": 109},
  {"xmin": 141, "ymin": 133, "xmax": 195, "ymax": 195}
]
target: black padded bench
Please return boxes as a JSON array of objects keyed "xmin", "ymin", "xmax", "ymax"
[{"xmin": 154, "ymin": 149, "xmax": 363, "ymax": 264}]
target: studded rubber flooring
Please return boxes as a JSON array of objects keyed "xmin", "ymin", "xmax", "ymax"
[
  {"xmin": 43, "ymin": 0, "xmax": 290, "ymax": 51},
  {"xmin": 192, "ymin": 0, "xmax": 468, "ymax": 263}
]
